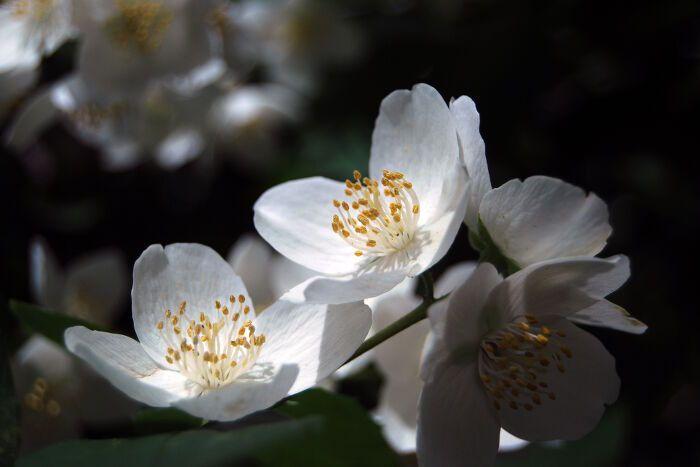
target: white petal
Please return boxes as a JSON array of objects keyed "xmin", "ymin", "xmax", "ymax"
[
  {"xmin": 28, "ymin": 237, "xmax": 65, "ymax": 310},
  {"xmin": 495, "ymin": 319, "xmax": 620, "ymax": 441},
  {"xmin": 370, "ymin": 83, "xmax": 467, "ymax": 223},
  {"xmin": 132, "ymin": 244, "xmax": 251, "ymax": 365},
  {"xmin": 174, "ymin": 364, "xmax": 300, "ymax": 421},
  {"xmin": 375, "ymin": 404, "xmax": 418, "ymax": 454},
  {"xmin": 479, "ymin": 176, "xmax": 611, "ymax": 267},
  {"xmin": 4, "ymin": 86, "xmax": 59, "ymax": 151},
  {"xmin": 255, "ymin": 297, "xmax": 371, "ymax": 394},
  {"xmin": 270, "ymin": 256, "xmax": 318, "ymax": 300},
  {"xmin": 282, "ymin": 270, "xmax": 406, "ymax": 305},
  {"xmin": 499, "ymin": 429, "xmax": 529, "ymax": 452},
  {"xmin": 429, "ymin": 263, "xmax": 502, "ymax": 360},
  {"xmin": 64, "ymin": 327, "xmax": 191, "ymax": 407},
  {"xmin": 155, "ymin": 127, "xmax": 204, "ymax": 170},
  {"xmin": 227, "ymin": 234, "xmax": 275, "ymax": 308},
  {"xmin": 449, "ymin": 95, "xmax": 491, "ymax": 232},
  {"xmin": 417, "ymin": 362, "xmax": 500, "ymax": 467},
  {"xmin": 254, "ymin": 177, "xmax": 363, "ymax": 275},
  {"xmin": 63, "ymin": 250, "xmax": 128, "ymax": 325},
  {"xmin": 490, "ymin": 256, "xmax": 630, "ymax": 324},
  {"xmin": 434, "ymin": 261, "xmax": 477, "ymax": 297},
  {"xmin": 410, "ymin": 187, "xmax": 468, "ymax": 276},
  {"xmin": 15, "ymin": 336, "xmax": 76, "ymax": 384},
  {"xmin": 570, "ymin": 300, "xmax": 647, "ymax": 334}
]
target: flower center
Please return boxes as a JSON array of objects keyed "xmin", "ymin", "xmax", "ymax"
[
  {"xmin": 478, "ymin": 315, "xmax": 572, "ymax": 412},
  {"xmin": 105, "ymin": 0, "xmax": 173, "ymax": 54},
  {"xmin": 155, "ymin": 295, "xmax": 266, "ymax": 390},
  {"xmin": 24, "ymin": 377, "xmax": 61, "ymax": 417},
  {"xmin": 331, "ymin": 169, "xmax": 420, "ymax": 258},
  {"xmin": 11, "ymin": 0, "xmax": 55, "ymax": 22}
]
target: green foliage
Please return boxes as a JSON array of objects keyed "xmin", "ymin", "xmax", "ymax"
[
  {"xmin": 9, "ymin": 300, "xmax": 104, "ymax": 348},
  {"xmin": 132, "ymin": 408, "xmax": 205, "ymax": 436},
  {"xmin": 17, "ymin": 389, "xmax": 398, "ymax": 467}
]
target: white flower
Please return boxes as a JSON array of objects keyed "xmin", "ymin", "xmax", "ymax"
[
  {"xmin": 15, "ymin": 238, "xmax": 132, "ymax": 452},
  {"xmin": 453, "ymin": 95, "xmax": 612, "ymax": 269},
  {"xmin": 417, "ymin": 256, "xmax": 641, "ymax": 466},
  {"xmin": 348, "ymin": 264, "xmax": 527, "ymax": 455},
  {"xmin": 254, "ymin": 83, "xmax": 468, "ymax": 304},
  {"xmin": 451, "ymin": 95, "xmax": 646, "ymax": 334},
  {"xmin": 0, "ymin": 0, "xmax": 75, "ymax": 114},
  {"xmin": 224, "ymin": 0, "xmax": 362, "ymax": 95},
  {"xmin": 64, "ymin": 243, "xmax": 371, "ymax": 420},
  {"xmin": 227, "ymin": 234, "xmax": 314, "ymax": 310},
  {"xmin": 73, "ymin": 0, "xmax": 220, "ymax": 100},
  {"xmin": 29, "ymin": 237, "xmax": 128, "ymax": 324}
]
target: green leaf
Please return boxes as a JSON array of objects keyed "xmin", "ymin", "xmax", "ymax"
[
  {"xmin": 496, "ymin": 408, "xmax": 628, "ymax": 467},
  {"xmin": 275, "ymin": 388, "xmax": 399, "ymax": 466},
  {"xmin": 0, "ymin": 303, "xmax": 20, "ymax": 467},
  {"xmin": 17, "ymin": 389, "xmax": 399, "ymax": 467},
  {"xmin": 9, "ymin": 300, "xmax": 104, "ymax": 348},
  {"xmin": 132, "ymin": 408, "xmax": 205, "ymax": 435}
]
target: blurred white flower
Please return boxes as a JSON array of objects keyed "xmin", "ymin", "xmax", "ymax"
[
  {"xmin": 254, "ymin": 84, "xmax": 468, "ymax": 304},
  {"xmin": 7, "ymin": 73, "xmax": 304, "ymax": 171},
  {"xmin": 224, "ymin": 0, "xmax": 362, "ymax": 95},
  {"xmin": 73, "ymin": 0, "xmax": 222, "ymax": 100},
  {"xmin": 417, "ymin": 257, "xmax": 642, "ymax": 466},
  {"xmin": 227, "ymin": 234, "xmax": 314, "ymax": 311},
  {"xmin": 15, "ymin": 237, "xmax": 132, "ymax": 452},
  {"xmin": 0, "ymin": 0, "xmax": 75, "ymax": 115},
  {"xmin": 65, "ymin": 243, "xmax": 371, "ymax": 420}
]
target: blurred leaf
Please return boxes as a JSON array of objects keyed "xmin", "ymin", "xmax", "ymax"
[
  {"xmin": 18, "ymin": 389, "xmax": 398, "ymax": 467},
  {"xmin": 133, "ymin": 408, "xmax": 204, "ymax": 435},
  {"xmin": 0, "ymin": 304, "xmax": 20, "ymax": 467},
  {"xmin": 275, "ymin": 388, "xmax": 398, "ymax": 466},
  {"xmin": 496, "ymin": 409, "xmax": 628, "ymax": 467},
  {"xmin": 9, "ymin": 300, "xmax": 104, "ymax": 348}
]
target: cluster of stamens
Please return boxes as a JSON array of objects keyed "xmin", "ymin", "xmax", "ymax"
[
  {"xmin": 24, "ymin": 377, "xmax": 61, "ymax": 417},
  {"xmin": 106, "ymin": 0, "xmax": 173, "ymax": 54},
  {"xmin": 331, "ymin": 169, "xmax": 420, "ymax": 258},
  {"xmin": 479, "ymin": 315, "xmax": 572, "ymax": 412},
  {"xmin": 155, "ymin": 295, "xmax": 265, "ymax": 390},
  {"xmin": 11, "ymin": 0, "xmax": 55, "ymax": 21}
]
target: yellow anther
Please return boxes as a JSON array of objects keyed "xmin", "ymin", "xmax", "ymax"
[
  {"xmin": 222, "ymin": 306, "xmax": 229, "ymax": 316},
  {"xmin": 157, "ymin": 321, "xmax": 164, "ymax": 330},
  {"xmin": 215, "ymin": 300, "xmax": 221, "ymax": 309},
  {"xmin": 238, "ymin": 295, "xmax": 245, "ymax": 303},
  {"xmin": 45, "ymin": 399, "xmax": 61, "ymax": 417},
  {"xmin": 355, "ymin": 251, "xmax": 363, "ymax": 257},
  {"xmin": 353, "ymin": 170, "xmax": 361, "ymax": 180},
  {"xmin": 244, "ymin": 306, "xmax": 250, "ymax": 314}
]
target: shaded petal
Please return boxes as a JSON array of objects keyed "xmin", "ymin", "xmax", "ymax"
[
  {"xmin": 174, "ymin": 364, "xmax": 299, "ymax": 421},
  {"xmin": 370, "ymin": 83, "xmax": 466, "ymax": 223},
  {"xmin": 430, "ymin": 263, "xmax": 502, "ymax": 360},
  {"xmin": 449, "ymin": 95, "xmax": 491, "ymax": 232},
  {"xmin": 417, "ymin": 362, "xmax": 500, "ymax": 467},
  {"xmin": 270, "ymin": 256, "xmax": 316, "ymax": 300},
  {"xmin": 64, "ymin": 327, "xmax": 191, "ymax": 407},
  {"xmin": 490, "ymin": 256, "xmax": 630, "ymax": 324},
  {"xmin": 496, "ymin": 319, "xmax": 620, "ymax": 441},
  {"xmin": 480, "ymin": 176, "xmax": 611, "ymax": 267},
  {"xmin": 254, "ymin": 176, "xmax": 363, "ymax": 275},
  {"xmin": 132, "ymin": 244, "xmax": 250, "ymax": 365},
  {"xmin": 64, "ymin": 250, "xmax": 128, "ymax": 326},
  {"xmin": 434, "ymin": 261, "xmax": 477, "ymax": 297},
  {"xmin": 28, "ymin": 237, "xmax": 65, "ymax": 310},
  {"xmin": 227, "ymin": 234, "xmax": 275, "ymax": 308},
  {"xmin": 5, "ymin": 85, "xmax": 59, "ymax": 151},
  {"xmin": 410, "ymin": 187, "xmax": 468, "ymax": 276},
  {"xmin": 570, "ymin": 300, "xmax": 647, "ymax": 334},
  {"xmin": 255, "ymin": 296, "xmax": 371, "ymax": 393},
  {"xmin": 283, "ymin": 270, "xmax": 406, "ymax": 305}
]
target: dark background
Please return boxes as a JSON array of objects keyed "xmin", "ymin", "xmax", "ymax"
[{"xmin": 2, "ymin": 0, "xmax": 699, "ymax": 465}]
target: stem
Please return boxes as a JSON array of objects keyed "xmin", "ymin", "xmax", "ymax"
[{"xmin": 347, "ymin": 300, "xmax": 431, "ymax": 363}]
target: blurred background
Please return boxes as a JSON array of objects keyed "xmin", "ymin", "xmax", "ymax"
[{"xmin": 2, "ymin": 0, "xmax": 699, "ymax": 465}]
